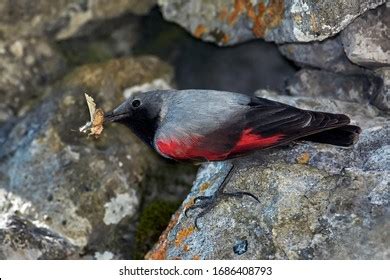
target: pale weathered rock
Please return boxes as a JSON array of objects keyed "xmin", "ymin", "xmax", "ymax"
[
  {"xmin": 341, "ymin": 4, "xmax": 390, "ymax": 68},
  {"xmin": 0, "ymin": 0, "xmax": 156, "ymax": 40},
  {"xmin": 158, "ymin": 0, "xmax": 385, "ymax": 45},
  {"xmin": 63, "ymin": 56, "xmax": 174, "ymax": 110},
  {"xmin": 0, "ymin": 56, "xmax": 194, "ymax": 259},
  {"xmin": 0, "ymin": 215, "xmax": 77, "ymax": 260},
  {"xmin": 0, "ymin": 37, "xmax": 66, "ymax": 123},
  {"xmin": 279, "ymin": 37, "xmax": 362, "ymax": 74},
  {"xmin": 278, "ymin": 3, "xmax": 389, "ymax": 112},
  {"xmin": 57, "ymin": 15, "xmax": 140, "ymax": 66},
  {"xmin": 286, "ymin": 69, "xmax": 390, "ymax": 112},
  {"xmin": 371, "ymin": 67, "xmax": 390, "ymax": 111},
  {"xmin": 286, "ymin": 69, "xmax": 376, "ymax": 104},
  {"xmin": 147, "ymin": 90, "xmax": 389, "ymax": 260}
]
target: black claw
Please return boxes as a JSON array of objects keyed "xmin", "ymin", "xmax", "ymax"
[
  {"xmin": 184, "ymin": 196, "xmax": 212, "ymax": 217},
  {"xmin": 184, "ymin": 194, "xmax": 216, "ymax": 229},
  {"xmin": 193, "ymin": 204, "xmax": 213, "ymax": 230},
  {"xmin": 184, "ymin": 207, "xmax": 190, "ymax": 218},
  {"xmin": 184, "ymin": 205, "xmax": 196, "ymax": 218},
  {"xmin": 184, "ymin": 205, "xmax": 195, "ymax": 218},
  {"xmin": 223, "ymin": 191, "xmax": 260, "ymax": 203},
  {"xmin": 184, "ymin": 164, "xmax": 261, "ymax": 230},
  {"xmin": 194, "ymin": 216, "xmax": 201, "ymax": 230},
  {"xmin": 186, "ymin": 190, "xmax": 260, "ymax": 229}
]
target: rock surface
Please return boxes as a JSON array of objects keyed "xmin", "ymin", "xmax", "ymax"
[
  {"xmin": 0, "ymin": 0, "xmax": 155, "ymax": 125},
  {"xmin": 57, "ymin": 15, "xmax": 140, "ymax": 67},
  {"xmin": 0, "ymin": 215, "xmax": 76, "ymax": 259},
  {"xmin": 341, "ymin": 4, "xmax": 390, "ymax": 68},
  {"xmin": 371, "ymin": 67, "xmax": 390, "ymax": 112},
  {"xmin": 0, "ymin": 0, "xmax": 156, "ymax": 40},
  {"xmin": 147, "ymin": 90, "xmax": 389, "ymax": 260},
  {"xmin": 279, "ymin": 37, "xmax": 362, "ymax": 74},
  {"xmin": 286, "ymin": 69, "xmax": 376, "ymax": 104},
  {"xmin": 0, "ymin": 56, "xmax": 194, "ymax": 259},
  {"xmin": 285, "ymin": 68, "xmax": 389, "ymax": 112},
  {"xmin": 158, "ymin": 0, "xmax": 385, "ymax": 44},
  {"xmin": 278, "ymin": 3, "xmax": 390, "ymax": 113},
  {"xmin": 0, "ymin": 37, "xmax": 66, "ymax": 123}
]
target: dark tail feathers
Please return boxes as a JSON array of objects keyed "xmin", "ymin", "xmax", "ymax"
[{"xmin": 300, "ymin": 125, "xmax": 361, "ymax": 147}]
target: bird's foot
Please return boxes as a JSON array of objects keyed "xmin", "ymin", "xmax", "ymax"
[{"xmin": 185, "ymin": 190, "xmax": 260, "ymax": 229}]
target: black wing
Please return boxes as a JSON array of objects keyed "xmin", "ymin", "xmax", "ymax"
[{"xmin": 245, "ymin": 96, "xmax": 350, "ymax": 143}]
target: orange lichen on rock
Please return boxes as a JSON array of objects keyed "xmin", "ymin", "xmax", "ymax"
[
  {"xmin": 296, "ymin": 152, "xmax": 311, "ymax": 165},
  {"xmin": 183, "ymin": 244, "xmax": 190, "ymax": 252},
  {"xmin": 194, "ymin": 24, "xmax": 207, "ymax": 38},
  {"xmin": 252, "ymin": 0, "xmax": 285, "ymax": 37},
  {"xmin": 199, "ymin": 182, "xmax": 211, "ymax": 192},
  {"xmin": 225, "ymin": 0, "xmax": 284, "ymax": 38},
  {"xmin": 218, "ymin": 7, "xmax": 229, "ymax": 21},
  {"xmin": 222, "ymin": 33, "xmax": 230, "ymax": 44},
  {"xmin": 145, "ymin": 211, "xmax": 181, "ymax": 260},
  {"xmin": 184, "ymin": 197, "xmax": 196, "ymax": 212},
  {"xmin": 252, "ymin": 2, "xmax": 266, "ymax": 36},
  {"xmin": 246, "ymin": 2, "xmax": 256, "ymax": 20},
  {"xmin": 192, "ymin": 255, "xmax": 201, "ymax": 260},
  {"xmin": 175, "ymin": 226, "xmax": 195, "ymax": 247},
  {"xmin": 227, "ymin": 0, "xmax": 246, "ymax": 25}
]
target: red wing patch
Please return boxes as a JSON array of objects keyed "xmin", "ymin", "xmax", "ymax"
[
  {"xmin": 230, "ymin": 128, "xmax": 284, "ymax": 155},
  {"xmin": 156, "ymin": 128, "xmax": 284, "ymax": 161},
  {"xmin": 155, "ymin": 137, "xmax": 228, "ymax": 161}
]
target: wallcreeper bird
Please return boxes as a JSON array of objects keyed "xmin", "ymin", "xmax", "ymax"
[{"xmin": 104, "ymin": 89, "xmax": 361, "ymax": 228}]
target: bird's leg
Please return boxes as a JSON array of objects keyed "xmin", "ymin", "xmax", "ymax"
[{"xmin": 185, "ymin": 164, "xmax": 260, "ymax": 229}]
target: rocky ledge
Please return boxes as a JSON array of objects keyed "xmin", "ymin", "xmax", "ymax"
[{"xmin": 147, "ymin": 91, "xmax": 389, "ymax": 260}]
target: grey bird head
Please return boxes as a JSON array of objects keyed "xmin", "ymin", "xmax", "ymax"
[{"xmin": 104, "ymin": 90, "xmax": 165, "ymax": 145}]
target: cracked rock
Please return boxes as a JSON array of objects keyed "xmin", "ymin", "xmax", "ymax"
[
  {"xmin": 0, "ymin": 56, "xmax": 193, "ymax": 259},
  {"xmin": 371, "ymin": 67, "xmax": 390, "ymax": 112},
  {"xmin": 0, "ymin": 0, "xmax": 157, "ymax": 40},
  {"xmin": 279, "ymin": 37, "xmax": 363, "ymax": 74},
  {"xmin": 286, "ymin": 69, "xmax": 375, "ymax": 104},
  {"xmin": 0, "ymin": 37, "xmax": 66, "ymax": 123},
  {"xmin": 0, "ymin": 215, "xmax": 77, "ymax": 259},
  {"xmin": 341, "ymin": 4, "xmax": 390, "ymax": 68},
  {"xmin": 158, "ymin": 0, "xmax": 385, "ymax": 45}
]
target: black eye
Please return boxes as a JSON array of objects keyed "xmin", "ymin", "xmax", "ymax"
[{"xmin": 132, "ymin": 99, "xmax": 141, "ymax": 108}]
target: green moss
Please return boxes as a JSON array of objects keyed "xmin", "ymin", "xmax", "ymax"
[{"xmin": 134, "ymin": 200, "xmax": 181, "ymax": 259}]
